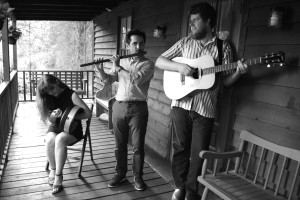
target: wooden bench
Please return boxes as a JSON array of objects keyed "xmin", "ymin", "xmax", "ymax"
[
  {"xmin": 198, "ymin": 130, "xmax": 300, "ymax": 200},
  {"xmin": 94, "ymin": 82, "xmax": 118, "ymax": 129}
]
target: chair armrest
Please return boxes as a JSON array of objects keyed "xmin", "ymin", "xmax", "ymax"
[
  {"xmin": 82, "ymin": 79, "xmax": 87, "ymax": 84},
  {"xmin": 200, "ymin": 150, "xmax": 243, "ymax": 160}
]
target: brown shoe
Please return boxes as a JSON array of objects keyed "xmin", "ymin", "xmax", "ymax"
[
  {"xmin": 172, "ymin": 188, "xmax": 186, "ymax": 200},
  {"xmin": 134, "ymin": 176, "xmax": 146, "ymax": 191},
  {"xmin": 107, "ymin": 174, "xmax": 126, "ymax": 188}
]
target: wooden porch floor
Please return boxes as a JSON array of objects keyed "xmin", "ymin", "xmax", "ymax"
[{"xmin": 0, "ymin": 102, "xmax": 174, "ymax": 200}]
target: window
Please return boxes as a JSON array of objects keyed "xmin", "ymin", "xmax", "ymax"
[{"xmin": 118, "ymin": 16, "xmax": 132, "ymax": 56}]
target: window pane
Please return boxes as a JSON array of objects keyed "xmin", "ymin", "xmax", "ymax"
[
  {"xmin": 121, "ymin": 18, "xmax": 126, "ymax": 34},
  {"xmin": 127, "ymin": 16, "xmax": 132, "ymax": 32},
  {"xmin": 119, "ymin": 16, "xmax": 132, "ymax": 55}
]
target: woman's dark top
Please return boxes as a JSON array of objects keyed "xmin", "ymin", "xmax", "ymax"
[{"xmin": 47, "ymin": 87, "xmax": 83, "ymax": 141}]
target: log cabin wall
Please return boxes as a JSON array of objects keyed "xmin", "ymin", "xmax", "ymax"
[
  {"xmin": 231, "ymin": 0, "xmax": 300, "ymax": 198},
  {"xmin": 93, "ymin": 0, "xmax": 183, "ymax": 159}
]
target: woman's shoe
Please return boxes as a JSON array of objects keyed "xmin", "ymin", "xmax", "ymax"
[{"xmin": 52, "ymin": 174, "xmax": 63, "ymax": 194}]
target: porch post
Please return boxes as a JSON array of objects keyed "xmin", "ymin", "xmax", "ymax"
[
  {"xmin": 2, "ymin": 18, "xmax": 10, "ymax": 81},
  {"xmin": 12, "ymin": 19, "xmax": 17, "ymax": 70}
]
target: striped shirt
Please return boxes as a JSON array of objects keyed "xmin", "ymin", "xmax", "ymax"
[{"xmin": 161, "ymin": 36, "xmax": 234, "ymax": 118}]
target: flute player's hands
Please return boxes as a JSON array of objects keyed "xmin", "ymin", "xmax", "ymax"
[{"xmin": 110, "ymin": 55, "xmax": 121, "ymax": 73}]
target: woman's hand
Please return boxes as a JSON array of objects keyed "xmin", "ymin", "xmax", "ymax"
[{"xmin": 49, "ymin": 109, "xmax": 62, "ymax": 123}]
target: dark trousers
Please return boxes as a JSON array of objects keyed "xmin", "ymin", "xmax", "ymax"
[
  {"xmin": 171, "ymin": 107, "xmax": 214, "ymax": 192},
  {"xmin": 112, "ymin": 101, "xmax": 148, "ymax": 178}
]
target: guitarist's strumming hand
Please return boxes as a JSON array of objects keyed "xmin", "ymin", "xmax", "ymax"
[{"xmin": 177, "ymin": 63, "xmax": 196, "ymax": 76}]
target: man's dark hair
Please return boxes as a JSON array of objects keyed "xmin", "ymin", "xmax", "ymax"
[
  {"xmin": 189, "ymin": 2, "xmax": 217, "ymax": 29},
  {"xmin": 126, "ymin": 30, "xmax": 146, "ymax": 44}
]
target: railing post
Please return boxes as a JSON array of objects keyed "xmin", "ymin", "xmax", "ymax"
[
  {"xmin": 29, "ymin": 71, "xmax": 32, "ymax": 101},
  {"xmin": 2, "ymin": 19, "xmax": 10, "ymax": 82},
  {"xmin": 23, "ymin": 71, "xmax": 26, "ymax": 101}
]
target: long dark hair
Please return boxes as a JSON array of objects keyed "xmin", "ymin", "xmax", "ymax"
[{"xmin": 35, "ymin": 74, "xmax": 68, "ymax": 123}]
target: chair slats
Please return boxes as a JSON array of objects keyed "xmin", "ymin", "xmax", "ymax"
[
  {"xmin": 226, "ymin": 158, "xmax": 231, "ymax": 173},
  {"xmin": 254, "ymin": 148, "xmax": 265, "ymax": 183},
  {"xmin": 288, "ymin": 162, "xmax": 300, "ymax": 200},
  {"xmin": 235, "ymin": 139, "xmax": 246, "ymax": 173},
  {"xmin": 213, "ymin": 159, "xmax": 218, "ymax": 176},
  {"xmin": 264, "ymin": 152, "xmax": 276, "ymax": 189},
  {"xmin": 199, "ymin": 130, "xmax": 300, "ymax": 200},
  {"xmin": 275, "ymin": 156, "xmax": 287, "ymax": 195},
  {"xmin": 244, "ymin": 143, "xmax": 254, "ymax": 178}
]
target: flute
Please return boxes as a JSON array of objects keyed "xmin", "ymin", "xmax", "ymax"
[{"xmin": 80, "ymin": 51, "xmax": 147, "ymax": 67}]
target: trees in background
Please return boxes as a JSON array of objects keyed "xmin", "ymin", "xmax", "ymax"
[{"xmin": 17, "ymin": 21, "xmax": 93, "ymax": 71}]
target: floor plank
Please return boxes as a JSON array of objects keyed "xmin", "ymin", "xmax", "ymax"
[{"xmin": 0, "ymin": 102, "xmax": 174, "ymax": 199}]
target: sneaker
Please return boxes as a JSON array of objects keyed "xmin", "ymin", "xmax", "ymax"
[
  {"xmin": 134, "ymin": 177, "xmax": 146, "ymax": 191},
  {"xmin": 108, "ymin": 174, "xmax": 126, "ymax": 188}
]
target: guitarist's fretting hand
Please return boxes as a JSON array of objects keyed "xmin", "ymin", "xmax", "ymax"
[
  {"xmin": 177, "ymin": 63, "xmax": 196, "ymax": 76},
  {"xmin": 236, "ymin": 59, "xmax": 248, "ymax": 75}
]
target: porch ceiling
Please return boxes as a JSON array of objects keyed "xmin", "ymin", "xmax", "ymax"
[{"xmin": 8, "ymin": 0, "xmax": 129, "ymax": 21}]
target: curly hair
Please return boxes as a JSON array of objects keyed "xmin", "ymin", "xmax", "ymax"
[{"xmin": 189, "ymin": 2, "xmax": 217, "ymax": 29}]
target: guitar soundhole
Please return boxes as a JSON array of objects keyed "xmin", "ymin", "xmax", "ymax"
[{"xmin": 192, "ymin": 69, "xmax": 199, "ymax": 79}]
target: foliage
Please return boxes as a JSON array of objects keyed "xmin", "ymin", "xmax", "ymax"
[
  {"xmin": 0, "ymin": 2, "xmax": 14, "ymax": 20},
  {"xmin": 9, "ymin": 26, "xmax": 22, "ymax": 40},
  {"xmin": 16, "ymin": 21, "xmax": 93, "ymax": 71}
]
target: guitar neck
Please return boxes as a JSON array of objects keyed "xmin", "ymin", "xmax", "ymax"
[{"xmin": 202, "ymin": 57, "xmax": 261, "ymax": 75}]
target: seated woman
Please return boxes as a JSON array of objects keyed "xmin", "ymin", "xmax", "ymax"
[{"xmin": 35, "ymin": 74, "xmax": 92, "ymax": 194}]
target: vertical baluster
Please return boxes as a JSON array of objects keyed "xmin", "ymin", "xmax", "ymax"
[
  {"xmin": 254, "ymin": 148, "xmax": 265, "ymax": 183},
  {"xmin": 64, "ymin": 71, "xmax": 66, "ymax": 85},
  {"xmin": 86, "ymin": 71, "xmax": 89, "ymax": 98},
  {"xmin": 23, "ymin": 71, "xmax": 26, "ymax": 101},
  {"xmin": 288, "ymin": 162, "xmax": 300, "ymax": 200},
  {"xmin": 275, "ymin": 156, "xmax": 287, "ymax": 196},
  {"xmin": 264, "ymin": 152, "xmax": 277, "ymax": 189},
  {"xmin": 29, "ymin": 71, "xmax": 32, "ymax": 101}
]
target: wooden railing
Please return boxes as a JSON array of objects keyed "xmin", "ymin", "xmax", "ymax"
[
  {"xmin": 0, "ymin": 70, "xmax": 19, "ymax": 175},
  {"xmin": 17, "ymin": 70, "xmax": 94, "ymax": 101}
]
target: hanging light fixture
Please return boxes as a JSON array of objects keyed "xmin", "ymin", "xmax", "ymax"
[{"xmin": 268, "ymin": 7, "xmax": 283, "ymax": 28}]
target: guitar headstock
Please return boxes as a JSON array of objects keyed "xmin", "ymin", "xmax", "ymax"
[{"xmin": 262, "ymin": 51, "xmax": 285, "ymax": 67}]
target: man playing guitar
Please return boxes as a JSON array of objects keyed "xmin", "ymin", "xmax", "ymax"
[{"xmin": 155, "ymin": 2, "xmax": 247, "ymax": 200}]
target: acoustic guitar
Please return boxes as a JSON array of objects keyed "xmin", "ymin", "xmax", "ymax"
[
  {"xmin": 59, "ymin": 105, "xmax": 83, "ymax": 134},
  {"xmin": 163, "ymin": 52, "xmax": 285, "ymax": 100}
]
